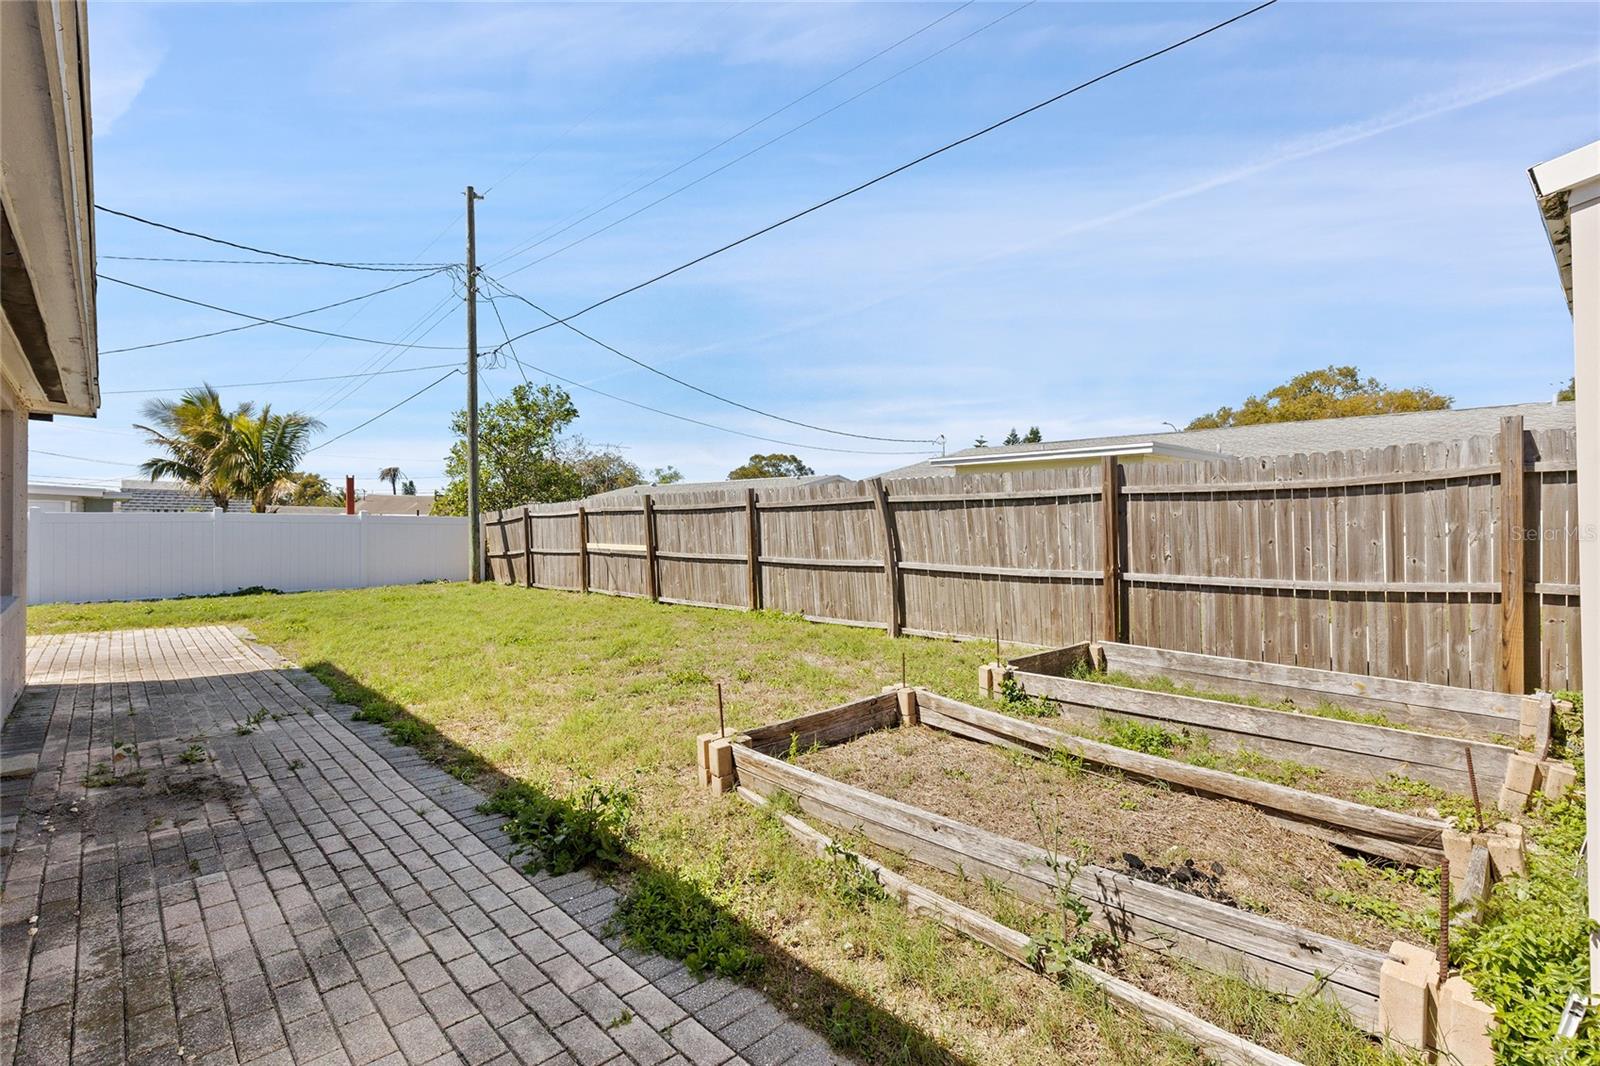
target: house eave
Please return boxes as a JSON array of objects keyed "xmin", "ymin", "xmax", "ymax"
[{"xmin": 1529, "ymin": 141, "xmax": 1600, "ymax": 314}]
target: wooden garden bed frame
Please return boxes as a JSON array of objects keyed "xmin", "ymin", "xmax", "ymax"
[
  {"xmin": 996, "ymin": 642, "xmax": 1544, "ymax": 797},
  {"xmin": 729, "ymin": 690, "xmax": 1403, "ymax": 1034}
]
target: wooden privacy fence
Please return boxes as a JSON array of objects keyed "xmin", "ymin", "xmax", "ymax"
[{"xmin": 485, "ymin": 416, "xmax": 1582, "ymax": 692}]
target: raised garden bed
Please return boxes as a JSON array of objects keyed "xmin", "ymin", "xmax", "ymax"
[
  {"xmin": 993, "ymin": 642, "xmax": 1540, "ymax": 797},
  {"xmin": 725, "ymin": 689, "xmax": 1422, "ymax": 1036}
]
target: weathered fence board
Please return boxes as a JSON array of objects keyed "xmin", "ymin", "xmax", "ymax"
[{"xmin": 484, "ymin": 426, "xmax": 1582, "ymax": 690}]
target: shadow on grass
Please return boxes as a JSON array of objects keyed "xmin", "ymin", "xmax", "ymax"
[{"xmin": 301, "ymin": 659, "xmax": 973, "ymax": 1066}]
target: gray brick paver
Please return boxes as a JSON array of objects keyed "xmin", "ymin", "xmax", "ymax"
[{"xmin": 2, "ymin": 629, "xmax": 833, "ymax": 1066}]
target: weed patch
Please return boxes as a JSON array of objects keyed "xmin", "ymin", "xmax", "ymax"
[
  {"xmin": 482, "ymin": 777, "xmax": 636, "ymax": 876},
  {"xmin": 611, "ymin": 867, "xmax": 761, "ymax": 979}
]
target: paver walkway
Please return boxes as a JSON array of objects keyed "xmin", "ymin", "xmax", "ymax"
[{"xmin": 1, "ymin": 626, "xmax": 841, "ymax": 1066}]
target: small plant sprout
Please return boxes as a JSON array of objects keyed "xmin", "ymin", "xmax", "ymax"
[{"xmin": 178, "ymin": 744, "xmax": 205, "ymax": 765}]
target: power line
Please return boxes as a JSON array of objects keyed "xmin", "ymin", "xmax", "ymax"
[
  {"xmin": 95, "ymin": 205, "xmax": 456, "ymax": 271},
  {"xmin": 31, "ymin": 450, "xmax": 139, "ymax": 467},
  {"xmin": 307, "ymin": 369, "xmax": 463, "ymax": 453},
  {"xmin": 487, "ymin": 0, "xmax": 977, "ymax": 271},
  {"xmin": 307, "ymin": 294, "xmax": 460, "ymax": 416},
  {"xmin": 488, "ymin": 346, "xmax": 931, "ymax": 457},
  {"xmin": 483, "ymin": 273, "xmax": 938, "ymax": 444},
  {"xmin": 104, "ymin": 362, "xmax": 462, "ymax": 396},
  {"xmin": 99, "ymin": 268, "xmax": 453, "ymax": 355},
  {"xmin": 489, "ymin": 1, "xmax": 1277, "ymax": 351},
  {"xmin": 99, "ymin": 274, "xmax": 462, "ymax": 351},
  {"xmin": 499, "ymin": 0, "xmax": 1035, "ymax": 279}
]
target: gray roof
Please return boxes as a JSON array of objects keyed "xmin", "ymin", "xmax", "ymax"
[
  {"xmin": 117, "ymin": 480, "xmax": 251, "ymax": 512},
  {"xmin": 878, "ymin": 401, "xmax": 1577, "ymax": 480},
  {"xmin": 585, "ymin": 474, "xmax": 846, "ymax": 504}
]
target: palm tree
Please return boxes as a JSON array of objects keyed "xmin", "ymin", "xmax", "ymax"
[
  {"xmin": 229, "ymin": 406, "xmax": 324, "ymax": 511},
  {"xmin": 135, "ymin": 386, "xmax": 244, "ymax": 509},
  {"xmin": 378, "ymin": 466, "xmax": 403, "ymax": 494},
  {"xmin": 136, "ymin": 386, "xmax": 321, "ymax": 512}
]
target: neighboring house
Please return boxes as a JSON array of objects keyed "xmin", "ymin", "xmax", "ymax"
[
  {"xmin": 878, "ymin": 401, "xmax": 1578, "ymax": 480},
  {"xmin": 116, "ymin": 479, "xmax": 251, "ymax": 513},
  {"xmin": 27, "ymin": 483, "xmax": 127, "ymax": 512},
  {"xmin": 584, "ymin": 475, "xmax": 847, "ymax": 506},
  {"xmin": 272, "ymin": 494, "xmax": 437, "ymax": 516},
  {"xmin": 2, "ymin": 1, "xmax": 98, "ymax": 718}
]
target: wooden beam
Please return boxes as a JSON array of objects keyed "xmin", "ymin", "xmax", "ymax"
[
  {"xmin": 915, "ymin": 691, "xmax": 1445, "ymax": 865},
  {"xmin": 869, "ymin": 477, "xmax": 901, "ymax": 637},
  {"xmin": 1100, "ymin": 455, "xmax": 1123, "ymax": 642},
  {"xmin": 1498, "ymin": 415, "xmax": 1529, "ymax": 693},
  {"xmin": 732, "ymin": 744, "xmax": 1385, "ymax": 1027},
  {"xmin": 642, "ymin": 493, "xmax": 659, "ymax": 602},
  {"xmin": 739, "ymin": 788, "xmax": 1302, "ymax": 1066},
  {"xmin": 576, "ymin": 505, "xmax": 590, "ymax": 593},
  {"xmin": 1093, "ymin": 640, "xmax": 1529, "ymax": 740},
  {"xmin": 522, "ymin": 506, "xmax": 532, "ymax": 588},
  {"xmin": 745, "ymin": 487, "xmax": 760, "ymax": 611},
  {"xmin": 1008, "ymin": 669, "xmax": 1516, "ymax": 795}
]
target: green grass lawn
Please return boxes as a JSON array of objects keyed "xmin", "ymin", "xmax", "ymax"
[{"xmin": 30, "ymin": 583, "xmax": 1581, "ymax": 1065}]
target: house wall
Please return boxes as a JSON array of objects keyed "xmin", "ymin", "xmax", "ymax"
[{"xmin": 1, "ymin": 371, "xmax": 28, "ymax": 719}]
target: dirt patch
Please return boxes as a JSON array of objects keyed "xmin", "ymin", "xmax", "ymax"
[{"xmin": 796, "ymin": 725, "xmax": 1433, "ymax": 951}]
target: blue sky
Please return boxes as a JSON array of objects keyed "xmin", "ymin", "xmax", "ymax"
[{"xmin": 35, "ymin": 1, "xmax": 1600, "ymax": 497}]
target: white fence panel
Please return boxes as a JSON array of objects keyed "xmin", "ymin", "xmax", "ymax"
[{"xmin": 27, "ymin": 509, "xmax": 468, "ymax": 604}]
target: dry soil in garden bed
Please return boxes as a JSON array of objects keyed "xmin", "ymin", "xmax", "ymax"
[{"xmin": 795, "ymin": 724, "xmax": 1435, "ymax": 952}]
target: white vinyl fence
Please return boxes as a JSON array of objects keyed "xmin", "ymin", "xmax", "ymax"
[{"xmin": 28, "ymin": 509, "xmax": 468, "ymax": 604}]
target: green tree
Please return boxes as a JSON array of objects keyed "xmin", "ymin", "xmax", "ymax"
[
  {"xmin": 727, "ymin": 454, "xmax": 814, "ymax": 480},
  {"xmin": 1003, "ymin": 428, "xmax": 1021, "ymax": 445},
  {"xmin": 1557, "ymin": 378, "xmax": 1575, "ymax": 402},
  {"xmin": 435, "ymin": 383, "xmax": 585, "ymax": 515},
  {"xmin": 136, "ymin": 385, "xmax": 242, "ymax": 509},
  {"xmin": 1022, "ymin": 426, "xmax": 1043, "ymax": 443},
  {"xmin": 565, "ymin": 439, "xmax": 644, "ymax": 497},
  {"xmin": 227, "ymin": 406, "xmax": 325, "ymax": 512},
  {"xmin": 650, "ymin": 465, "xmax": 685, "ymax": 485},
  {"xmin": 284, "ymin": 472, "xmax": 336, "ymax": 506},
  {"xmin": 136, "ymin": 386, "xmax": 321, "ymax": 512},
  {"xmin": 400, "ymin": 479, "xmax": 417, "ymax": 495},
  {"xmin": 378, "ymin": 466, "xmax": 403, "ymax": 493},
  {"xmin": 1186, "ymin": 365, "xmax": 1451, "ymax": 430}
]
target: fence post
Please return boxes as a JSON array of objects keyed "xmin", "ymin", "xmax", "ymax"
[
  {"xmin": 1100, "ymin": 456, "xmax": 1123, "ymax": 643},
  {"xmin": 642, "ymin": 493, "xmax": 659, "ymax": 602},
  {"xmin": 498, "ymin": 510, "xmax": 514, "ymax": 585},
  {"xmin": 1498, "ymin": 415, "xmax": 1533, "ymax": 693},
  {"xmin": 523, "ymin": 507, "xmax": 533, "ymax": 588},
  {"xmin": 576, "ymin": 505, "xmax": 590, "ymax": 593},
  {"xmin": 745, "ymin": 487, "xmax": 761, "ymax": 611},
  {"xmin": 356, "ymin": 510, "xmax": 369, "ymax": 588},
  {"xmin": 869, "ymin": 478, "xmax": 901, "ymax": 637}
]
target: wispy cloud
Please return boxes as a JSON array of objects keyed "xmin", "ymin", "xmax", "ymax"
[
  {"xmin": 88, "ymin": 3, "xmax": 165, "ymax": 136},
  {"xmin": 579, "ymin": 53, "xmax": 1597, "ymax": 387}
]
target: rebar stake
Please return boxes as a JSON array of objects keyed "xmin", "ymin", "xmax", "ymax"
[
  {"xmin": 995, "ymin": 625, "xmax": 1001, "ymax": 666},
  {"xmin": 901, "ymin": 651, "xmax": 906, "ymax": 688},
  {"xmin": 716, "ymin": 681, "xmax": 725, "ymax": 739},
  {"xmin": 1465, "ymin": 746, "xmax": 1484, "ymax": 831},
  {"xmin": 1437, "ymin": 857, "xmax": 1451, "ymax": 985}
]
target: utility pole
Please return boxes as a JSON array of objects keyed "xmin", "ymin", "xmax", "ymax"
[{"xmin": 466, "ymin": 185, "xmax": 483, "ymax": 583}]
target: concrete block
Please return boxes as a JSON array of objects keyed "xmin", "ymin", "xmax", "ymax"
[
  {"xmin": 1486, "ymin": 822, "xmax": 1526, "ymax": 880},
  {"xmin": 1377, "ymin": 940, "xmax": 1437, "ymax": 1053},
  {"xmin": 895, "ymin": 687, "xmax": 918, "ymax": 728},
  {"xmin": 708, "ymin": 740, "xmax": 736, "ymax": 781},
  {"xmin": 695, "ymin": 734, "xmax": 721, "ymax": 787},
  {"xmin": 1541, "ymin": 760, "xmax": 1577, "ymax": 800},
  {"xmin": 1437, "ymin": 976, "xmax": 1496, "ymax": 1066},
  {"xmin": 1442, "ymin": 828, "xmax": 1474, "ymax": 887},
  {"xmin": 1499, "ymin": 783, "xmax": 1532, "ymax": 815},
  {"xmin": 1503, "ymin": 752, "xmax": 1539, "ymax": 796}
]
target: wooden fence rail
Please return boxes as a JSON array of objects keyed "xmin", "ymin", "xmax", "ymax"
[{"xmin": 485, "ymin": 420, "xmax": 1582, "ymax": 692}]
